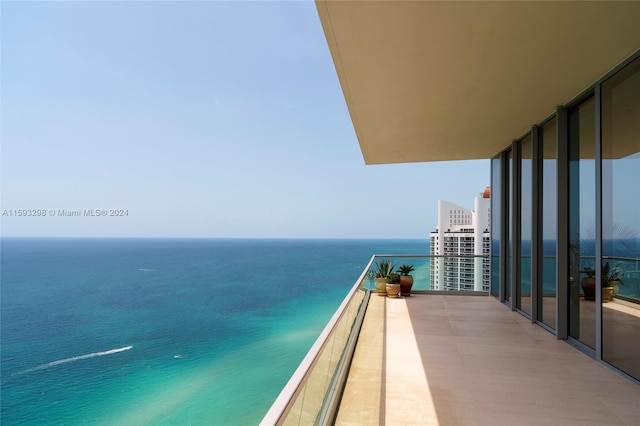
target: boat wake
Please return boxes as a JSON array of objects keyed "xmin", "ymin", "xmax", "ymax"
[{"xmin": 14, "ymin": 346, "xmax": 133, "ymax": 376}]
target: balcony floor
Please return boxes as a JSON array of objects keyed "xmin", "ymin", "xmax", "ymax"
[{"xmin": 335, "ymin": 294, "xmax": 640, "ymax": 425}]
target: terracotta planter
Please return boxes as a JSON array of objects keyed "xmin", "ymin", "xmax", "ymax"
[
  {"xmin": 581, "ymin": 277, "xmax": 596, "ymax": 300},
  {"xmin": 375, "ymin": 278, "xmax": 388, "ymax": 296},
  {"xmin": 386, "ymin": 283, "xmax": 401, "ymax": 298},
  {"xmin": 400, "ymin": 275, "xmax": 414, "ymax": 296}
]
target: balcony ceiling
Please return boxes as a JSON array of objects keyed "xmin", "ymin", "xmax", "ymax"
[{"xmin": 316, "ymin": 1, "xmax": 640, "ymax": 164}]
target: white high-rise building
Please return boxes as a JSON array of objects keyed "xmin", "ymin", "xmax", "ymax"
[{"xmin": 430, "ymin": 187, "xmax": 491, "ymax": 291}]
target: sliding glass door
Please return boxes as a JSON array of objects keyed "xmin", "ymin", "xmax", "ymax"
[
  {"xmin": 539, "ymin": 119, "xmax": 557, "ymax": 330},
  {"xmin": 601, "ymin": 56, "xmax": 640, "ymax": 381},
  {"xmin": 568, "ymin": 97, "xmax": 596, "ymax": 349}
]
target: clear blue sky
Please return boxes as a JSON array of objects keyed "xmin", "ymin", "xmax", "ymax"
[{"xmin": 1, "ymin": 1, "xmax": 489, "ymax": 239}]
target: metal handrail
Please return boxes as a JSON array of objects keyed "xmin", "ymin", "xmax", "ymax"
[{"xmin": 370, "ymin": 254, "xmax": 489, "ymax": 259}]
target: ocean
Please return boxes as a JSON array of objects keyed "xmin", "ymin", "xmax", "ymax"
[{"xmin": 0, "ymin": 238, "xmax": 428, "ymax": 425}]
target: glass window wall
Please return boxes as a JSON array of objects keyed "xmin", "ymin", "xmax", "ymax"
[
  {"xmin": 540, "ymin": 119, "xmax": 557, "ymax": 330},
  {"xmin": 491, "ymin": 156, "xmax": 501, "ymax": 298},
  {"xmin": 601, "ymin": 56, "xmax": 640, "ymax": 381},
  {"xmin": 568, "ymin": 97, "xmax": 596, "ymax": 349},
  {"xmin": 519, "ymin": 135, "xmax": 533, "ymax": 316},
  {"xmin": 507, "ymin": 150, "xmax": 513, "ymax": 303},
  {"xmin": 491, "ymin": 52, "xmax": 639, "ymax": 383}
]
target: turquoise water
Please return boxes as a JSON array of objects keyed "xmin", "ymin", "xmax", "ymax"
[{"xmin": 1, "ymin": 238, "xmax": 427, "ymax": 425}]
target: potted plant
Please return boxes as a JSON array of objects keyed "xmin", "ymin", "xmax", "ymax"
[
  {"xmin": 386, "ymin": 273, "xmax": 401, "ymax": 298},
  {"xmin": 398, "ymin": 264, "xmax": 415, "ymax": 296},
  {"xmin": 602, "ymin": 261, "xmax": 624, "ymax": 302},
  {"xmin": 373, "ymin": 259, "xmax": 395, "ymax": 296},
  {"xmin": 580, "ymin": 266, "xmax": 596, "ymax": 300}
]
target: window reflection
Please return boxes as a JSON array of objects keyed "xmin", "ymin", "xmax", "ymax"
[
  {"xmin": 568, "ymin": 96, "xmax": 596, "ymax": 349},
  {"xmin": 507, "ymin": 150, "xmax": 513, "ymax": 303},
  {"xmin": 491, "ymin": 156, "xmax": 501, "ymax": 298},
  {"xmin": 601, "ymin": 56, "xmax": 640, "ymax": 381},
  {"xmin": 540, "ymin": 119, "xmax": 557, "ymax": 330},
  {"xmin": 519, "ymin": 135, "xmax": 533, "ymax": 316}
]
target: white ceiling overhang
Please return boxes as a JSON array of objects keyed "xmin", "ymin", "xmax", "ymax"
[{"xmin": 316, "ymin": 0, "xmax": 640, "ymax": 164}]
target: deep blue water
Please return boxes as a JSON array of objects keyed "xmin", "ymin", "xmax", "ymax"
[{"xmin": 0, "ymin": 238, "xmax": 427, "ymax": 425}]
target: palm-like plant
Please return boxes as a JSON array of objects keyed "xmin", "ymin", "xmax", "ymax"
[
  {"xmin": 373, "ymin": 259, "xmax": 395, "ymax": 279},
  {"xmin": 398, "ymin": 265, "xmax": 415, "ymax": 276},
  {"xmin": 581, "ymin": 266, "xmax": 595, "ymax": 278}
]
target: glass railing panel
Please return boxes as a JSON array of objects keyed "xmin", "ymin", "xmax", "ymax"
[
  {"xmin": 261, "ymin": 278, "xmax": 368, "ymax": 426},
  {"xmin": 280, "ymin": 385, "xmax": 304, "ymax": 425},
  {"xmin": 281, "ymin": 288, "xmax": 365, "ymax": 425},
  {"xmin": 282, "ymin": 332, "xmax": 336, "ymax": 425}
]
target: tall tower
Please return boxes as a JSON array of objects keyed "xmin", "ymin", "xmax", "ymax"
[{"xmin": 430, "ymin": 187, "xmax": 491, "ymax": 291}]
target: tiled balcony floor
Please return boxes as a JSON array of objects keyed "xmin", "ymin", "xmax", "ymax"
[{"xmin": 335, "ymin": 294, "xmax": 640, "ymax": 426}]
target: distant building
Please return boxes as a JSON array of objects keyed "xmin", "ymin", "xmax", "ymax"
[{"xmin": 430, "ymin": 187, "xmax": 491, "ymax": 291}]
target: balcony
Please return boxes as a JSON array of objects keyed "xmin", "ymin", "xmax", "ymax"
[
  {"xmin": 261, "ymin": 255, "xmax": 640, "ymax": 425},
  {"xmin": 336, "ymin": 294, "xmax": 640, "ymax": 425}
]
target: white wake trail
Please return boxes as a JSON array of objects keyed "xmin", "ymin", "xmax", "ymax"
[{"xmin": 15, "ymin": 346, "xmax": 133, "ymax": 375}]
